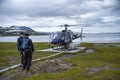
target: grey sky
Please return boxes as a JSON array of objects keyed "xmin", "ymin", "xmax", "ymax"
[{"xmin": 0, "ymin": 0, "xmax": 120, "ymax": 33}]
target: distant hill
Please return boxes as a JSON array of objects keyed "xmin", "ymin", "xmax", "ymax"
[
  {"xmin": 8, "ymin": 26, "xmax": 35, "ymax": 32},
  {"xmin": 0, "ymin": 26, "xmax": 6, "ymax": 34},
  {"xmin": 1, "ymin": 26, "xmax": 35, "ymax": 36},
  {"xmin": 0, "ymin": 26, "xmax": 51, "ymax": 36}
]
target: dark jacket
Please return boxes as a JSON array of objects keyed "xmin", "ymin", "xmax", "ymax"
[
  {"xmin": 17, "ymin": 36, "xmax": 23, "ymax": 52},
  {"xmin": 27, "ymin": 38, "xmax": 34, "ymax": 52},
  {"xmin": 17, "ymin": 37, "xmax": 34, "ymax": 52}
]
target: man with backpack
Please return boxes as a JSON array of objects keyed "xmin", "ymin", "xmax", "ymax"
[
  {"xmin": 17, "ymin": 32, "xmax": 24, "ymax": 65},
  {"xmin": 21, "ymin": 33, "xmax": 34, "ymax": 71},
  {"xmin": 17, "ymin": 33, "xmax": 34, "ymax": 71}
]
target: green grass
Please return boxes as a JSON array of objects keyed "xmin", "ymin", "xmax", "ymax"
[
  {"xmin": 0, "ymin": 42, "xmax": 55, "ymax": 68},
  {"xmin": 24, "ymin": 43, "xmax": 120, "ymax": 80},
  {"xmin": 0, "ymin": 42, "xmax": 120, "ymax": 80}
]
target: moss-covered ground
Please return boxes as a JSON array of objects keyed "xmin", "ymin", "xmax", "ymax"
[
  {"xmin": 0, "ymin": 42, "xmax": 55, "ymax": 69},
  {"xmin": 0, "ymin": 42, "xmax": 120, "ymax": 80}
]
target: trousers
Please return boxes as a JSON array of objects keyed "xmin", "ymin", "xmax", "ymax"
[{"xmin": 22, "ymin": 51, "xmax": 32, "ymax": 70}]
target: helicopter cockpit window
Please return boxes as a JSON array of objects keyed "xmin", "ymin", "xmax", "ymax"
[{"xmin": 53, "ymin": 32, "xmax": 64, "ymax": 40}]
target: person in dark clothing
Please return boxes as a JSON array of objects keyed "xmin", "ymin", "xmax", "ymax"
[
  {"xmin": 17, "ymin": 32, "xmax": 24, "ymax": 65},
  {"xmin": 21, "ymin": 33, "xmax": 34, "ymax": 71}
]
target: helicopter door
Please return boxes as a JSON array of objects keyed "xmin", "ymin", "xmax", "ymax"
[{"xmin": 64, "ymin": 32, "xmax": 72, "ymax": 44}]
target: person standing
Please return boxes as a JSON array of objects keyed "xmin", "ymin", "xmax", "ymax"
[
  {"xmin": 21, "ymin": 33, "xmax": 34, "ymax": 71},
  {"xmin": 17, "ymin": 32, "xmax": 24, "ymax": 65}
]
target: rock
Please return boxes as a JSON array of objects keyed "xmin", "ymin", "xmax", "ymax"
[
  {"xmin": 83, "ymin": 49, "xmax": 95, "ymax": 55},
  {"xmin": 35, "ymin": 59, "xmax": 72, "ymax": 73}
]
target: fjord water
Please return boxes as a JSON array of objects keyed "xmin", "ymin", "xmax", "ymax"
[
  {"xmin": 74, "ymin": 33, "xmax": 120, "ymax": 43},
  {"xmin": 0, "ymin": 33, "xmax": 120, "ymax": 43}
]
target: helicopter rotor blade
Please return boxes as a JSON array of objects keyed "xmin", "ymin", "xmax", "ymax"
[
  {"xmin": 33, "ymin": 22, "xmax": 97, "ymax": 28},
  {"xmin": 69, "ymin": 24, "xmax": 79, "ymax": 27}
]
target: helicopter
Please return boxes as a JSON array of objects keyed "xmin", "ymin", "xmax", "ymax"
[{"xmin": 49, "ymin": 24, "xmax": 83, "ymax": 50}]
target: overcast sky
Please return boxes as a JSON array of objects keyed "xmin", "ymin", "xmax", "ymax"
[{"xmin": 0, "ymin": 0, "xmax": 120, "ymax": 33}]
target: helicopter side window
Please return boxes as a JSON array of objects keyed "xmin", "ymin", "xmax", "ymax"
[
  {"xmin": 64, "ymin": 32, "xmax": 72, "ymax": 43},
  {"xmin": 64, "ymin": 32, "xmax": 71, "ymax": 39}
]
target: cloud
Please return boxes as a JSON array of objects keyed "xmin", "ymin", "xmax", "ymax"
[
  {"xmin": 0, "ymin": 0, "xmax": 69, "ymax": 17},
  {"xmin": 0, "ymin": 0, "xmax": 120, "ymax": 32},
  {"xmin": 0, "ymin": 0, "xmax": 106, "ymax": 17}
]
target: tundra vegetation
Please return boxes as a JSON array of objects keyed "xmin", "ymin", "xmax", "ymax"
[{"xmin": 0, "ymin": 42, "xmax": 120, "ymax": 80}]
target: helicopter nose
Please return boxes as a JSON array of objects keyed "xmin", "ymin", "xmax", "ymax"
[{"xmin": 51, "ymin": 39, "xmax": 60, "ymax": 44}]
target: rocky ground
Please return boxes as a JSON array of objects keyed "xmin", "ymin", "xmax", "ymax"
[{"xmin": 0, "ymin": 48, "xmax": 96, "ymax": 80}]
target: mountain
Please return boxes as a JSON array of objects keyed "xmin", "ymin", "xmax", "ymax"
[
  {"xmin": 8, "ymin": 26, "xmax": 35, "ymax": 32},
  {"xmin": 1, "ymin": 26, "xmax": 50, "ymax": 36},
  {"xmin": 0, "ymin": 26, "xmax": 6, "ymax": 34},
  {"xmin": 1, "ymin": 26, "xmax": 36, "ymax": 36}
]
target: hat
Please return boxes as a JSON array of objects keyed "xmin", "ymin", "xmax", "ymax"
[{"xmin": 24, "ymin": 33, "xmax": 29, "ymax": 36}]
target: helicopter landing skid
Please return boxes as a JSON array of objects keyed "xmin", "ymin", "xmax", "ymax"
[
  {"xmin": 37, "ymin": 47, "xmax": 85, "ymax": 53},
  {"xmin": 51, "ymin": 45, "xmax": 79, "ymax": 51}
]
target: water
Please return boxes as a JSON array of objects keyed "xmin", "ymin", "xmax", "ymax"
[
  {"xmin": 0, "ymin": 35, "xmax": 49, "ymax": 42},
  {"xmin": 0, "ymin": 33, "xmax": 120, "ymax": 43},
  {"xmin": 74, "ymin": 33, "xmax": 120, "ymax": 43}
]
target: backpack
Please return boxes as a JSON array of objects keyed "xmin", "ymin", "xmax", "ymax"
[{"xmin": 20, "ymin": 38, "xmax": 31, "ymax": 50}]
